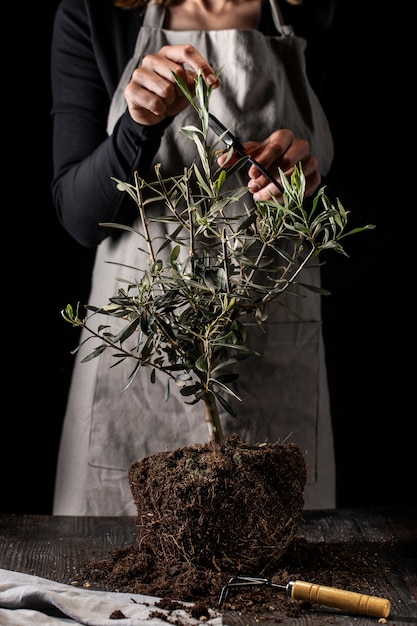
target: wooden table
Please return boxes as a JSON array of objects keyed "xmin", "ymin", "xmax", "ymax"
[{"xmin": 1, "ymin": 507, "xmax": 416, "ymax": 625}]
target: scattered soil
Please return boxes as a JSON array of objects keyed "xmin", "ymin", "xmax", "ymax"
[
  {"xmin": 74, "ymin": 535, "xmax": 383, "ymax": 621},
  {"xmin": 70, "ymin": 436, "xmax": 384, "ymax": 622}
]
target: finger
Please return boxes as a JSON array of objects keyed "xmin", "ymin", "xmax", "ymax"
[
  {"xmin": 158, "ymin": 44, "xmax": 221, "ymax": 87},
  {"xmin": 280, "ymin": 153, "xmax": 321, "ymax": 196},
  {"xmin": 250, "ymin": 156, "xmax": 321, "ymax": 201},
  {"xmin": 216, "ymin": 150, "xmax": 239, "ymax": 168},
  {"xmin": 256, "ymin": 131, "xmax": 307, "ymax": 172},
  {"xmin": 243, "ymin": 133, "xmax": 292, "ymax": 190},
  {"xmin": 301, "ymin": 157, "xmax": 321, "ymax": 196},
  {"xmin": 126, "ymin": 66, "xmax": 177, "ymax": 116},
  {"xmin": 250, "ymin": 181, "xmax": 283, "ymax": 202}
]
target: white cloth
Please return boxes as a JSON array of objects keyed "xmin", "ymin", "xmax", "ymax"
[{"xmin": 0, "ymin": 569, "xmax": 223, "ymax": 626}]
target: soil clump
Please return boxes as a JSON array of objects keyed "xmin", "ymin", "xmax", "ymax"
[{"xmin": 72, "ymin": 437, "xmax": 383, "ymax": 621}]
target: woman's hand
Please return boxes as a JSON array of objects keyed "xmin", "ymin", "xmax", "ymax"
[
  {"xmin": 217, "ymin": 129, "xmax": 321, "ymax": 199},
  {"xmin": 124, "ymin": 44, "xmax": 220, "ymax": 125}
]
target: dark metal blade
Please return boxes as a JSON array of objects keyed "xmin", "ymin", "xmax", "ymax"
[{"xmin": 208, "ymin": 113, "xmax": 284, "ymax": 193}]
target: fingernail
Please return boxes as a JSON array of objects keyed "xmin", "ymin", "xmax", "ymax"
[{"xmin": 206, "ymin": 74, "xmax": 219, "ymax": 85}]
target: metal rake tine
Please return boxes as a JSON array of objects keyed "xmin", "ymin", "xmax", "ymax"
[{"xmin": 218, "ymin": 576, "xmax": 276, "ymax": 606}]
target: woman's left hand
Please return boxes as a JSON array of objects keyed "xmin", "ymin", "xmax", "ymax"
[{"xmin": 217, "ymin": 129, "xmax": 321, "ymax": 200}]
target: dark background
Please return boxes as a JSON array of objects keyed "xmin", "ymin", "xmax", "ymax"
[{"xmin": 4, "ymin": 2, "xmax": 413, "ymax": 514}]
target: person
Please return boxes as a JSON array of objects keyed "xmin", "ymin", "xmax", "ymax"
[{"xmin": 51, "ymin": 0, "xmax": 338, "ymax": 515}]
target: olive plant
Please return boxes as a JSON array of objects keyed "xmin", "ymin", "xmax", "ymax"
[{"xmin": 62, "ymin": 71, "xmax": 374, "ymax": 445}]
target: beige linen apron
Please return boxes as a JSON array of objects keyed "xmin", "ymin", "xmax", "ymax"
[{"xmin": 54, "ymin": 0, "xmax": 335, "ymax": 515}]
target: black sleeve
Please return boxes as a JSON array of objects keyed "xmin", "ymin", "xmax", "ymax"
[{"xmin": 50, "ymin": 0, "xmax": 172, "ymax": 248}]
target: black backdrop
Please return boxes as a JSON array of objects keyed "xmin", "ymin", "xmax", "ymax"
[{"xmin": 4, "ymin": 1, "xmax": 413, "ymax": 514}]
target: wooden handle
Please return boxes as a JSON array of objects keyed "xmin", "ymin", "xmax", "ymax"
[{"xmin": 290, "ymin": 580, "xmax": 391, "ymax": 618}]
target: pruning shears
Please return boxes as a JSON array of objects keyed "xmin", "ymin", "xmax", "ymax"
[{"xmin": 208, "ymin": 113, "xmax": 284, "ymax": 194}]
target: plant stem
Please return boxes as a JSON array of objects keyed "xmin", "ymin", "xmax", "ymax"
[
  {"xmin": 134, "ymin": 171, "xmax": 155, "ymax": 264},
  {"xmin": 203, "ymin": 392, "xmax": 224, "ymax": 445}
]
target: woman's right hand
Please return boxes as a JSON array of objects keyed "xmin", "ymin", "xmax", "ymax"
[{"xmin": 124, "ymin": 44, "xmax": 220, "ymax": 125}]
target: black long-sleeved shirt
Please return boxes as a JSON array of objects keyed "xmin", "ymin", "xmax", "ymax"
[{"xmin": 51, "ymin": 0, "xmax": 336, "ymax": 247}]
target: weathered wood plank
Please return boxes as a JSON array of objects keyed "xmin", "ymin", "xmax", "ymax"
[{"xmin": 1, "ymin": 508, "xmax": 416, "ymax": 625}]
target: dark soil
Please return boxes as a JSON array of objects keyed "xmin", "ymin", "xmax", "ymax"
[
  {"xmin": 128, "ymin": 435, "xmax": 307, "ymax": 577},
  {"xmin": 74, "ymin": 535, "xmax": 384, "ymax": 621},
  {"xmin": 71, "ymin": 437, "xmax": 385, "ymax": 621}
]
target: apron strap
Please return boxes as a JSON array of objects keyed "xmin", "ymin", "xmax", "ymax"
[
  {"xmin": 268, "ymin": 0, "xmax": 294, "ymax": 37},
  {"xmin": 143, "ymin": 0, "xmax": 166, "ymax": 28}
]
